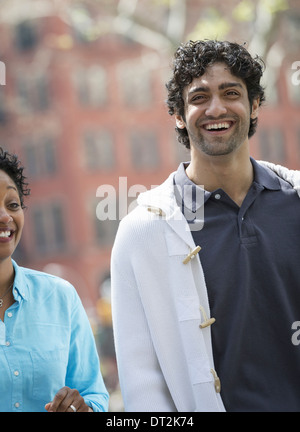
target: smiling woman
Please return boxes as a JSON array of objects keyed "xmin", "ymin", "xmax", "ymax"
[
  {"xmin": 0, "ymin": 150, "xmax": 28, "ymax": 290},
  {"xmin": 0, "ymin": 148, "xmax": 108, "ymax": 412}
]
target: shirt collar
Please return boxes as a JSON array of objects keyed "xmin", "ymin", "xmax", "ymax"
[
  {"xmin": 12, "ymin": 259, "xmax": 29, "ymax": 302},
  {"xmin": 251, "ymin": 157, "xmax": 281, "ymax": 191},
  {"xmin": 174, "ymin": 158, "xmax": 281, "ymax": 212}
]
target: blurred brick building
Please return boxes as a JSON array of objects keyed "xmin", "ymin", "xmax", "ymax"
[
  {"xmin": 0, "ymin": 4, "xmax": 299, "ymax": 320},
  {"xmin": 0, "ymin": 15, "xmax": 181, "ymax": 312},
  {"xmin": 0, "ymin": 3, "xmax": 299, "ymax": 409}
]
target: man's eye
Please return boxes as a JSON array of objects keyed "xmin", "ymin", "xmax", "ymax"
[
  {"xmin": 226, "ymin": 91, "xmax": 239, "ymax": 96},
  {"xmin": 192, "ymin": 95, "xmax": 206, "ymax": 102}
]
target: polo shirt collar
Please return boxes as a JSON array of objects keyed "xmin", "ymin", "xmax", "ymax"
[
  {"xmin": 174, "ymin": 158, "xmax": 281, "ymax": 212},
  {"xmin": 251, "ymin": 157, "xmax": 281, "ymax": 191}
]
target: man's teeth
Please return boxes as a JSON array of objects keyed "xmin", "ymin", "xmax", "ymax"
[
  {"xmin": 0, "ymin": 231, "xmax": 11, "ymax": 238},
  {"xmin": 205, "ymin": 122, "xmax": 231, "ymax": 130}
]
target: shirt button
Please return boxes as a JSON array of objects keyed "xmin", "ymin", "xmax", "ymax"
[
  {"xmin": 214, "ymin": 193, "xmax": 221, "ymax": 200},
  {"xmin": 14, "ymin": 370, "xmax": 20, "ymax": 376},
  {"xmin": 14, "ymin": 402, "xmax": 20, "ymax": 408},
  {"xmin": 7, "ymin": 312, "xmax": 13, "ymax": 318},
  {"xmin": 5, "ymin": 341, "xmax": 10, "ymax": 346}
]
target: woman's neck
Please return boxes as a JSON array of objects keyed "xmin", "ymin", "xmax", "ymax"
[{"xmin": 0, "ymin": 258, "xmax": 15, "ymax": 297}]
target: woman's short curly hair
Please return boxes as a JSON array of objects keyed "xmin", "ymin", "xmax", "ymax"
[
  {"xmin": 166, "ymin": 40, "xmax": 266, "ymax": 149},
  {"xmin": 0, "ymin": 147, "xmax": 30, "ymax": 208}
]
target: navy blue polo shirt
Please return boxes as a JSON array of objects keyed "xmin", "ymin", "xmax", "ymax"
[{"xmin": 174, "ymin": 158, "xmax": 300, "ymax": 412}]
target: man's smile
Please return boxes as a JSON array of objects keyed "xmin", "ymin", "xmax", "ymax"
[{"xmin": 201, "ymin": 120, "xmax": 236, "ymax": 135}]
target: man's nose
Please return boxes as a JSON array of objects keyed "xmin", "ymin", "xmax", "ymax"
[{"xmin": 205, "ymin": 96, "xmax": 227, "ymax": 118}]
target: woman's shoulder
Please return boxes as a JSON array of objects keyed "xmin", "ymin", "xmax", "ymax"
[{"xmin": 13, "ymin": 261, "xmax": 77, "ymax": 300}]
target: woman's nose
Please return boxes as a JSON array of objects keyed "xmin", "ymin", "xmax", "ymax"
[
  {"xmin": 205, "ymin": 96, "xmax": 227, "ymax": 118},
  {"xmin": 0, "ymin": 208, "xmax": 12, "ymax": 224}
]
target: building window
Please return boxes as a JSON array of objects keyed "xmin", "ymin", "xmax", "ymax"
[
  {"xmin": 15, "ymin": 21, "xmax": 38, "ymax": 52},
  {"xmin": 16, "ymin": 73, "xmax": 50, "ymax": 112},
  {"xmin": 23, "ymin": 136, "xmax": 57, "ymax": 179},
  {"xmin": 0, "ymin": 89, "xmax": 7, "ymax": 124},
  {"xmin": 31, "ymin": 202, "xmax": 66, "ymax": 255},
  {"xmin": 83, "ymin": 129, "xmax": 114, "ymax": 170},
  {"xmin": 259, "ymin": 128, "xmax": 286, "ymax": 164},
  {"xmin": 92, "ymin": 199, "xmax": 119, "ymax": 248},
  {"xmin": 74, "ymin": 65, "xmax": 107, "ymax": 107},
  {"xmin": 129, "ymin": 130, "xmax": 160, "ymax": 170},
  {"xmin": 174, "ymin": 140, "xmax": 191, "ymax": 164},
  {"xmin": 117, "ymin": 60, "xmax": 152, "ymax": 107}
]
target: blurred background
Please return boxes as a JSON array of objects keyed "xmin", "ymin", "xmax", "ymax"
[{"xmin": 0, "ymin": 0, "xmax": 299, "ymax": 411}]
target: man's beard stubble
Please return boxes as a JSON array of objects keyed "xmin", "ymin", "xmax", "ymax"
[{"xmin": 187, "ymin": 115, "xmax": 250, "ymax": 157}]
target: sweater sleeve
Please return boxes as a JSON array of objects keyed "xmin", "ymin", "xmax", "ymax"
[{"xmin": 111, "ymin": 218, "xmax": 177, "ymax": 412}]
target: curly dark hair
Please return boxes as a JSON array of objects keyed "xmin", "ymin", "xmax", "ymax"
[
  {"xmin": 166, "ymin": 40, "xmax": 266, "ymax": 149},
  {"xmin": 0, "ymin": 147, "xmax": 30, "ymax": 208}
]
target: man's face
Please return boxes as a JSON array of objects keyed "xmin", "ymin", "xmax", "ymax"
[{"xmin": 175, "ymin": 62, "xmax": 259, "ymax": 157}]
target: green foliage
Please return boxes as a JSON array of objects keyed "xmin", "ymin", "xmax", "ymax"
[
  {"xmin": 233, "ymin": 0, "xmax": 255, "ymax": 22},
  {"xmin": 187, "ymin": 8, "xmax": 230, "ymax": 41},
  {"xmin": 260, "ymin": 0, "xmax": 288, "ymax": 14}
]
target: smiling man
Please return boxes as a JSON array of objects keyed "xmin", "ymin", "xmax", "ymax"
[
  {"xmin": 177, "ymin": 68, "xmax": 253, "ymax": 157},
  {"xmin": 111, "ymin": 40, "xmax": 300, "ymax": 412}
]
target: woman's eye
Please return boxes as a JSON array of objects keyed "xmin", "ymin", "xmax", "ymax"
[{"xmin": 8, "ymin": 202, "xmax": 20, "ymax": 210}]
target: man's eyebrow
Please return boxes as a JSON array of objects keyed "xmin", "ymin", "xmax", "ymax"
[
  {"xmin": 188, "ymin": 82, "xmax": 243, "ymax": 95},
  {"xmin": 218, "ymin": 82, "xmax": 243, "ymax": 90},
  {"xmin": 188, "ymin": 86, "xmax": 209, "ymax": 95}
]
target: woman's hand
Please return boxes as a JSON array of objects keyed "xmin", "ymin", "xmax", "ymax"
[{"xmin": 45, "ymin": 386, "xmax": 93, "ymax": 412}]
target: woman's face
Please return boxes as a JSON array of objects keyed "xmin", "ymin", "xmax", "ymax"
[{"xmin": 0, "ymin": 169, "xmax": 24, "ymax": 261}]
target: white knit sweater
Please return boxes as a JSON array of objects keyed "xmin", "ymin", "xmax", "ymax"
[{"xmin": 111, "ymin": 162, "xmax": 300, "ymax": 412}]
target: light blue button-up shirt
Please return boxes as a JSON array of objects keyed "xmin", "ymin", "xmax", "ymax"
[{"xmin": 0, "ymin": 260, "xmax": 109, "ymax": 412}]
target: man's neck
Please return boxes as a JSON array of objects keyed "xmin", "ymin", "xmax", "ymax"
[{"xmin": 186, "ymin": 147, "xmax": 254, "ymax": 207}]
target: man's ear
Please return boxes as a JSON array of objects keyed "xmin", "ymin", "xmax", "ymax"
[
  {"xmin": 251, "ymin": 97, "xmax": 260, "ymax": 119},
  {"xmin": 175, "ymin": 114, "xmax": 186, "ymax": 129}
]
